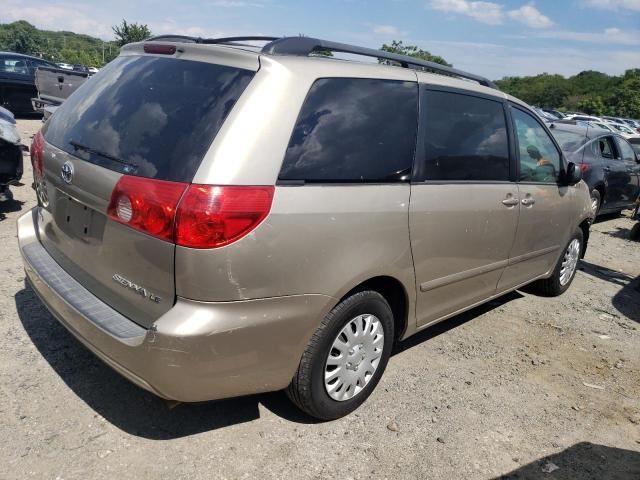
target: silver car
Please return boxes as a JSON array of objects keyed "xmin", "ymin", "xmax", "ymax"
[{"xmin": 18, "ymin": 36, "xmax": 593, "ymax": 420}]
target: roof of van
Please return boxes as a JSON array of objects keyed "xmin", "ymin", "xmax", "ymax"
[{"xmin": 138, "ymin": 35, "xmax": 530, "ymax": 107}]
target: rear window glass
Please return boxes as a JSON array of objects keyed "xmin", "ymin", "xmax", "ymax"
[
  {"xmin": 551, "ymin": 129, "xmax": 588, "ymax": 152},
  {"xmin": 417, "ymin": 89, "xmax": 510, "ymax": 181},
  {"xmin": 43, "ymin": 55, "xmax": 254, "ymax": 182},
  {"xmin": 278, "ymin": 78, "xmax": 418, "ymax": 183}
]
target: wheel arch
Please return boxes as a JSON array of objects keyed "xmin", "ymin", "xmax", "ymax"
[
  {"xmin": 578, "ymin": 218, "xmax": 590, "ymax": 258},
  {"xmin": 338, "ymin": 275, "xmax": 410, "ymax": 343}
]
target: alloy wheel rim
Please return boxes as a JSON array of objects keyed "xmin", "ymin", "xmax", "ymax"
[
  {"xmin": 324, "ymin": 314, "xmax": 384, "ymax": 401},
  {"xmin": 559, "ymin": 238, "xmax": 581, "ymax": 286},
  {"xmin": 591, "ymin": 196, "xmax": 599, "ymax": 214}
]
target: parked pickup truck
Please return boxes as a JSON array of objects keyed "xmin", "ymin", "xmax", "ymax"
[{"xmin": 31, "ymin": 66, "xmax": 89, "ymax": 120}]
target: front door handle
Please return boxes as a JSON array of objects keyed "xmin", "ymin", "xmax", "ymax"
[
  {"xmin": 502, "ymin": 198, "xmax": 519, "ymax": 206},
  {"xmin": 604, "ymin": 166, "xmax": 611, "ymax": 172},
  {"xmin": 521, "ymin": 198, "xmax": 536, "ymax": 206}
]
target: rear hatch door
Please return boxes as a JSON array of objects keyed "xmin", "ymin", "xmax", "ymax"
[{"xmin": 37, "ymin": 46, "xmax": 257, "ymax": 328}]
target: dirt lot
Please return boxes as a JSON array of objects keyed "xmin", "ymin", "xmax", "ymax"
[{"xmin": 1, "ymin": 119, "xmax": 639, "ymax": 480}]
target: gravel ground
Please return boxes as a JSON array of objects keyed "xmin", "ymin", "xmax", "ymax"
[{"xmin": 1, "ymin": 119, "xmax": 639, "ymax": 480}]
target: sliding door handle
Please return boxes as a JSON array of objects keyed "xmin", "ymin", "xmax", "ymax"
[{"xmin": 521, "ymin": 198, "xmax": 536, "ymax": 206}]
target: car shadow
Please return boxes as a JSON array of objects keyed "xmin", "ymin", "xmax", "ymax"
[
  {"xmin": 16, "ymin": 282, "xmax": 522, "ymax": 438},
  {"xmin": 494, "ymin": 442, "xmax": 640, "ymax": 479},
  {"xmin": 593, "ymin": 211, "xmax": 623, "ymax": 224},
  {"xmin": 0, "ymin": 198, "xmax": 25, "ymax": 221},
  {"xmin": 579, "ymin": 260, "xmax": 640, "ymax": 323},
  {"xmin": 600, "ymin": 226, "xmax": 633, "ymax": 240}
]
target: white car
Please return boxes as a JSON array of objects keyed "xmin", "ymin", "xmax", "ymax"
[
  {"xmin": 55, "ymin": 62, "xmax": 73, "ymax": 70},
  {"xmin": 609, "ymin": 123, "xmax": 639, "ymax": 138},
  {"xmin": 88, "ymin": 66, "xmax": 99, "ymax": 74},
  {"xmin": 565, "ymin": 114, "xmax": 603, "ymax": 123},
  {"xmin": 588, "ymin": 121, "xmax": 616, "ymax": 132}
]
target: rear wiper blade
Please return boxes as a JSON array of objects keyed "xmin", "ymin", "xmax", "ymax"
[{"xmin": 69, "ymin": 140, "xmax": 137, "ymax": 169}]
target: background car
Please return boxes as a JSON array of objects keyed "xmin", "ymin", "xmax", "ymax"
[
  {"xmin": 542, "ymin": 108, "xmax": 566, "ymax": 119},
  {"xmin": 55, "ymin": 62, "xmax": 73, "ymax": 70},
  {"xmin": 551, "ymin": 123, "xmax": 640, "ymax": 216},
  {"xmin": 71, "ymin": 64, "xmax": 90, "ymax": 73},
  {"xmin": 0, "ymin": 52, "xmax": 57, "ymax": 114}
]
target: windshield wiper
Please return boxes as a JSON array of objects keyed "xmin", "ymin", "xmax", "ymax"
[{"xmin": 69, "ymin": 140, "xmax": 138, "ymax": 169}]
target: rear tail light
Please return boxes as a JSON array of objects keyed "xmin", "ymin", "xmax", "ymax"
[
  {"xmin": 31, "ymin": 130, "xmax": 44, "ymax": 176},
  {"xmin": 107, "ymin": 176, "xmax": 274, "ymax": 248},
  {"xmin": 579, "ymin": 163, "xmax": 589, "ymax": 173},
  {"xmin": 176, "ymin": 185, "xmax": 274, "ymax": 249},
  {"xmin": 107, "ymin": 176, "xmax": 187, "ymax": 242},
  {"xmin": 143, "ymin": 44, "xmax": 177, "ymax": 55}
]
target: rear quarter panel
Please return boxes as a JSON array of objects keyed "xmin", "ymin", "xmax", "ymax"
[{"xmin": 175, "ymin": 184, "xmax": 416, "ymax": 311}]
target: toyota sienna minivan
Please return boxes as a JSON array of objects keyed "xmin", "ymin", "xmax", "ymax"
[{"xmin": 18, "ymin": 36, "xmax": 593, "ymax": 420}]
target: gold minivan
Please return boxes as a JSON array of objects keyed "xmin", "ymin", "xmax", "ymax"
[{"xmin": 18, "ymin": 36, "xmax": 593, "ymax": 419}]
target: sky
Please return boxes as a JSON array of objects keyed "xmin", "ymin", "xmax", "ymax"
[{"xmin": 2, "ymin": 0, "xmax": 640, "ymax": 79}]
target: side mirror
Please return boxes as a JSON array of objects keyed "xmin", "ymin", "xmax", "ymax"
[{"xmin": 565, "ymin": 161, "xmax": 582, "ymax": 185}]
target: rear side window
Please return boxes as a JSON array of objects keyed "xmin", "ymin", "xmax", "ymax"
[
  {"xmin": 593, "ymin": 137, "xmax": 616, "ymax": 159},
  {"xmin": 0, "ymin": 57, "xmax": 29, "ymax": 76},
  {"xmin": 417, "ymin": 89, "xmax": 510, "ymax": 181},
  {"xmin": 43, "ymin": 55, "xmax": 255, "ymax": 182},
  {"xmin": 278, "ymin": 78, "xmax": 418, "ymax": 182}
]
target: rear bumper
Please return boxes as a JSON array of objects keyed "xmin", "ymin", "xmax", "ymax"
[{"xmin": 18, "ymin": 208, "xmax": 335, "ymax": 401}]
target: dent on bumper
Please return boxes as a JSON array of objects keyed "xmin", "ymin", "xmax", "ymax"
[{"xmin": 18, "ymin": 208, "xmax": 335, "ymax": 402}]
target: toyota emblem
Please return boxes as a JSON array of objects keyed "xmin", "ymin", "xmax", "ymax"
[{"xmin": 61, "ymin": 161, "xmax": 74, "ymax": 184}]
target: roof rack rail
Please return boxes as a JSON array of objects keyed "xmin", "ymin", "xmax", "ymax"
[
  {"xmin": 146, "ymin": 35, "xmax": 279, "ymax": 45},
  {"xmin": 262, "ymin": 36, "xmax": 497, "ymax": 89},
  {"xmin": 202, "ymin": 36, "xmax": 279, "ymax": 44}
]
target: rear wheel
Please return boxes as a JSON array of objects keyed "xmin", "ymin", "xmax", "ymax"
[
  {"xmin": 532, "ymin": 228, "xmax": 583, "ymax": 296},
  {"xmin": 590, "ymin": 189, "xmax": 601, "ymax": 217},
  {"xmin": 287, "ymin": 290, "xmax": 394, "ymax": 420}
]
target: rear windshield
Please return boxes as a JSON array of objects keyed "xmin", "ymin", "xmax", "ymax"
[
  {"xmin": 43, "ymin": 55, "xmax": 254, "ymax": 182},
  {"xmin": 551, "ymin": 129, "xmax": 588, "ymax": 152}
]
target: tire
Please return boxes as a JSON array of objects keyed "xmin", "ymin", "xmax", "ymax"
[
  {"xmin": 590, "ymin": 189, "xmax": 601, "ymax": 217},
  {"xmin": 532, "ymin": 228, "xmax": 583, "ymax": 297},
  {"xmin": 287, "ymin": 290, "xmax": 394, "ymax": 420}
]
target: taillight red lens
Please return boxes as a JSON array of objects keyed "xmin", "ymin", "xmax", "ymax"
[
  {"xmin": 579, "ymin": 163, "xmax": 589, "ymax": 172},
  {"xmin": 107, "ymin": 176, "xmax": 187, "ymax": 242},
  {"xmin": 31, "ymin": 130, "xmax": 44, "ymax": 176},
  {"xmin": 175, "ymin": 185, "xmax": 274, "ymax": 249}
]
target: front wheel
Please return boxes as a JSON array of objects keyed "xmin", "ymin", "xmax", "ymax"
[
  {"xmin": 287, "ymin": 290, "xmax": 394, "ymax": 420},
  {"xmin": 532, "ymin": 228, "xmax": 583, "ymax": 296}
]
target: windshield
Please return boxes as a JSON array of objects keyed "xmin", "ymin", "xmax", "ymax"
[
  {"xmin": 551, "ymin": 129, "xmax": 588, "ymax": 152},
  {"xmin": 43, "ymin": 55, "xmax": 255, "ymax": 182}
]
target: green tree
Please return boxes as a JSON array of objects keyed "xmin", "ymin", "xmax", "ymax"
[
  {"xmin": 577, "ymin": 96, "xmax": 606, "ymax": 116},
  {"xmin": 112, "ymin": 20, "xmax": 151, "ymax": 47},
  {"xmin": 607, "ymin": 72, "xmax": 640, "ymax": 118},
  {"xmin": 0, "ymin": 20, "xmax": 40, "ymax": 55},
  {"xmin": 380, "ymin": 40, "xmax": 451, "ymax": 67}
]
